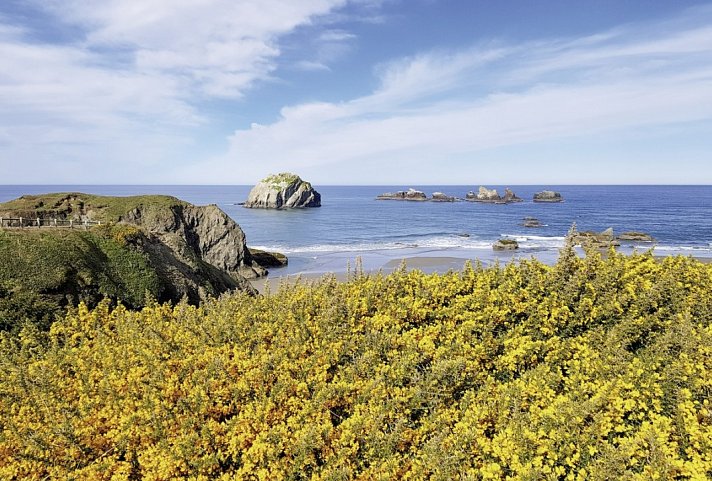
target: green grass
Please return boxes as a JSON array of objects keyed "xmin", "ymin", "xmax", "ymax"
[
  {"xmin": 0, "ymin": 193, "xmax": 187, "ymax": 223},
  {"xmin": 261, "ymin": 173, "xmax": 308, "ymax": 188},
  {"xmin": 0, "ymin": 226, "xmax": 161, "ymax": 330}
]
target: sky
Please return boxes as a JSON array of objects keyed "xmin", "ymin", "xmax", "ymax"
[{"xmin": 1, "ymin": 0, "xmax": 711, "ymax": 185}]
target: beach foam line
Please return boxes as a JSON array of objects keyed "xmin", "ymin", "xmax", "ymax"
[
  {"xmin": 251, "ymin": 235, "xmax": 568, "ymax": 254},
  {"xmin": 653, "ymin": 244, "xmax": 712, "ymax": 253},
  {"xmin": 252, "ymin": 237, "xmax": 712, "ymax": 256}
]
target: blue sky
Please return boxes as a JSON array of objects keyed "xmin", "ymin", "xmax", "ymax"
[{"xmin": 1, "ymin": 0, "xmax": 711, "ymax": 184}]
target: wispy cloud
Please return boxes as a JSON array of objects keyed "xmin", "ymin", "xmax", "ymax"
[
  {"xmin": 191, "ymin": 5, "xmax": 712, "ymax": 183},
  {"xmin": 0, "ymin": 0, "xmax": 363, "ymax": 182}
]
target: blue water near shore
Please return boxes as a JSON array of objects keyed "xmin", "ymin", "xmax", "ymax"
[{"xmin": 2, "ymin": 185, "xmax": 711, "ymax": 275}]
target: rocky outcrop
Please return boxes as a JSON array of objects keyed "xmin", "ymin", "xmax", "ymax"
[
  {"xmin": 467, "ymin": 186, "xmax": 522, "ymax": 204},
  {"xmin": 468, "ymin": 186, "xmax": 500, "ymax": 202},
  {"xmin": 533, "ymin": 190, "xmax": 563, "ymax": 202},
  {"xmin": 121, "ymin": 203, "xmax": 266, "ymax": 280},
  {"xmin": 618, "ymin": 232, "xmax": 655, "ymax": 242},
  {"xmin": 503, "ymin": 188, "xmax": 523, "ymax": 203},
  {"xmin": 431, "ymin": 192, "xmax": 456, "ymax": 202},
  {"xmin": 376, "ymin": 189, "xmax": 427, "ymax": 201},
  {"xmin": 493, "ymin": 239, "xmax": 519, "ymax": 250},
  {"xmin": 244, "ymin": 173, "xmax": 321, "ymax": 209},
  {"xmin": 248, "ymin": 248, "xmax": 288, "ymax": 268},
  {"xmin": 522, "ymin": 217, "xmax": 542, "ymax": 228},
  {"xmin": 573, "ymin": 227, "xmax": 621, "ymax": 249}
]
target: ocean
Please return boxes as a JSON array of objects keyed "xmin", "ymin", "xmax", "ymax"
[{"xmin": 2, "ymin": 185, "xmax": 711, "ymax": 276}]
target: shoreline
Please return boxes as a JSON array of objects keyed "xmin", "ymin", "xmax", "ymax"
[{"xmin": 250, "ymin": 251, "xmax": 712, "ymax": 294}]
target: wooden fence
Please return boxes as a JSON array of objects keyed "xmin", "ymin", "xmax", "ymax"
[{"xmin": 0, "ymin": 217, "xmax": 102, "ymax": 229}]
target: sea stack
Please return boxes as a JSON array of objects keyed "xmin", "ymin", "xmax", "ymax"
[
  {"xmin": 244, "ymin": 173, "xmax": 321, "ymax": 209},
  {"xmin": 533, "ymin": 190, "xmax": 564, "ymax": 202},
  {"xmin": 376, "ymin": 188, "xmax": 427, "ymax": 201},
  {"xmin": 466, "ymin": 186, "xmax": 522, "ymax": 204},
  {"xmin": 431, "ymin": 192, "xmax": 456, "ymax": 202}
]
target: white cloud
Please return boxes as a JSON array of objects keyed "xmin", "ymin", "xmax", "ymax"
[
  {"xmin": 189, "ymin": 7, "xmax": 712, "ymax": 183},
  {"xmin": 0, "ymin": 0, "xmax": 360, "ymax": 182},
  {"xmin": 34, "ymin": 0, "xmax": 350, "ymax": 98}
]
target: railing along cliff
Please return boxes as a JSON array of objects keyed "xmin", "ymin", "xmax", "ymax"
[{"xmin": 0, "ymin": 217, "xmax": 102, "ymax": 229}]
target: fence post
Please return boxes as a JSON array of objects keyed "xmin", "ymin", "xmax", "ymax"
[
  {"xmin": 69, "ymin": 219, "xmax": 73, "ymax": 229},
  {"xmin": 37, "ymin": 218, "xmax": 41, "ymax": 228},
  {"xmin": 19, "ymin": 217, "xmax": 23, "ymax": 228}
]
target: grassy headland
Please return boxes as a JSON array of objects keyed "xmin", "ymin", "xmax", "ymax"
[{"xmin": 0, "ymin": 193, "xmax": 261, "ymax": 330}]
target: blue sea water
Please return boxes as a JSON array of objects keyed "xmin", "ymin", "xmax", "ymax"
[{"xmin": 1, "ymin": 185, "xmax": 711, "ymax": 275}]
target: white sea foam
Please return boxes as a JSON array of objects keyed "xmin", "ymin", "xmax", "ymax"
[
  {"xmin": 251, "ymin": 233, "xmax": 572, "ymax": 255},
  {"xmin": 654, "ymin": 244, "xmax": 712, "ymax": 253}
]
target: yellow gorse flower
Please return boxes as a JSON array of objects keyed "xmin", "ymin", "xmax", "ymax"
[{"xmin": 1, "ymin": 250, "xmax": 711, "ymax": 479}]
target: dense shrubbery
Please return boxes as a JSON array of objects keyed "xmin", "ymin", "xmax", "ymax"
[
  {"xmin": 1, "ymin": 248, "xmax": 711, "ymax": 479},
  {"xmin": 0, "ymin": 226, "xmax": 161, "ymax": 331}
]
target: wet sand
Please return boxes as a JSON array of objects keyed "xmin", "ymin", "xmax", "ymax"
[{"xmin": 251, "ymin": 255, "xmax": 510, "ymax": 294}]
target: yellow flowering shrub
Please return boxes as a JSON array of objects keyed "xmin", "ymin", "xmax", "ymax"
[{"xmin": 1, "ymin": 248, "xmax": 711, "ymax": 479}]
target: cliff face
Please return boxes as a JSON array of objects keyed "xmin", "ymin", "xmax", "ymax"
[
  {"xmin": 120, "ymin": 202, "xmax": 265, "ymax": 280},
  {"xmin": 0, "ymin": 194, "xmax": 265, "ymax": 327},
  {"xmin": 244, "ymin": 173, "xmax": 321, "ymax": 209}
]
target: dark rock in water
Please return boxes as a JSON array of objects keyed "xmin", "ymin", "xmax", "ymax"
[
  {"xmin": 248, "ymin": 248, "xmax": 288, "ymax": 268},
  {"xmin": 574, "ymin": 227, "xmax": 621, "ymax": 248},
  {"xmin": 244, "ymin": 173, "xmax": 321, "ymax": 209},
  {"xmin": 457, "ymin": 233, "xmax": 470, "ymax": 238},
  {"xmin": 431, "ymin": 192, "xmax": 456, "ymax": 202},
  {"xmin": 533, "ymin": 190, "xmax": 563, "ymax": 202},
  {"xmin": 618, "ymin": 231, "xmax": 655, "ymax": 242},
  {"xmin": 522, "ymin": 217, "xmax": 543, "ymax": 228},
  {"xmin": 376, "ymin": 188, "xmax": 427, "ymax": 201},
  {"xmin": 503, "ymin": 188, "xmax": 523, "ymax": 203},
  {"xmin": 493, "ymin": 238, "xmax": 519, "ymax": 250}
]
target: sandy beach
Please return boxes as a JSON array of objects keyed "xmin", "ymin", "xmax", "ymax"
[{"xmin": 250, "ymin": 252, "xmax": 712, "ymax": 294}]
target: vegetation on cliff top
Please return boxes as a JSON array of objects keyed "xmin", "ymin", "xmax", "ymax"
[
  {"xmin": 0, "ymin": 192, "xmax": 188, "ymax": 222},
  {"xmin": 262, "ymin": 172, "xmax": 309, "ymax": 189},
  {"xmin": 1, "ymin": 248, "xmax": 710, "ymax": 479}
]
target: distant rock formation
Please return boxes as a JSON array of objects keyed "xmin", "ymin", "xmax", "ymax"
[
  {"xmin": 503, "ymin": 188, "xmax": 523, "ymax": 203},
  {"xmin": 493, "ymin": 238, "xmax": 519, "ymax": 250},
  {"xmin": 533, "ymin": 190, "xmax": 563, "ymax": 202},
  {"xmin": 573, "ymin": 227, "xmax": 621, "ymax": 249},
  {"xmin": 466, "ymin": 186, "xmax": 522, "ymax": 204},
  {"xmin": 522, "ymin": 217, "xmax": 542, "ymax": 228},
  {"xmin": 471, "ymin": 186, "xmax": 500, "ymax": 202},
  {"xmin": 244, "ymin": 173, "xmax": 321, "ymax": 209},
  {"xmin": 376, "ymin": 188, "xmax": 427, "ymax": 201},
  {"xmin": 431, "ymin": 192, "xmax": 456, "ymax": 202},
  {"xmin": 618, "ymin": 231, "xmax": 655, "ymax": 242}
]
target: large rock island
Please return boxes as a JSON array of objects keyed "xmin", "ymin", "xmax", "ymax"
[
  {"xmin": 244, "ymin": 173, "xmax": 321, "ymax": 209},
  {"xmin": 0, "ymin": 193, "xmax": 271, "ymax": 328}
]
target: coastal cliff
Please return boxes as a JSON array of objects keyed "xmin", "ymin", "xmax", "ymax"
[{"xmin": 0, "ymin": 193, "xmax": 266, "ymax": 327}]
